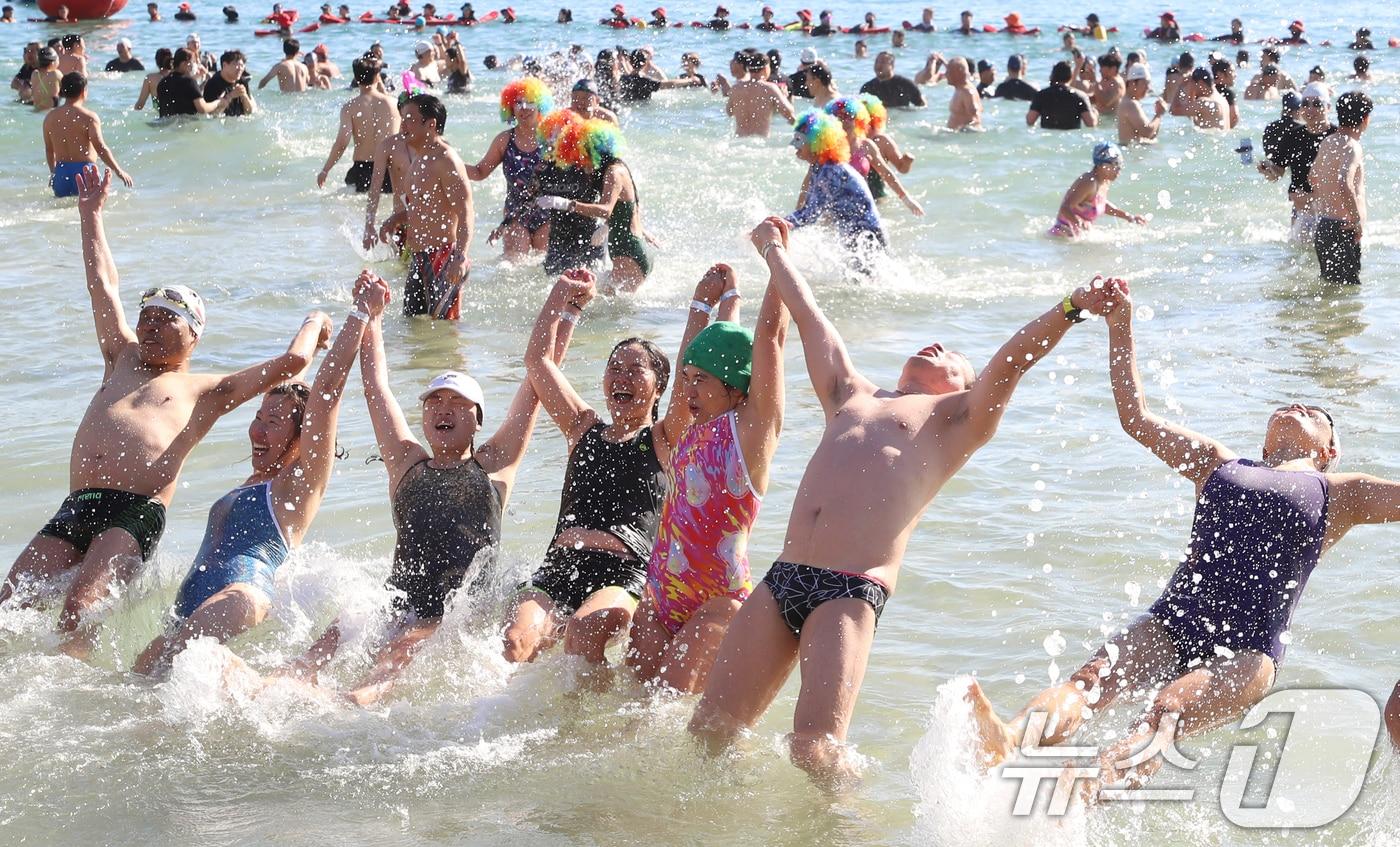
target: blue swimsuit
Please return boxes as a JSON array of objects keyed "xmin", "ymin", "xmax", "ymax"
[
  {"xmin": 173, "ymin": 482, "xmax": 290, "ymax": 619},
  {"xmin": 786, "ymin": 162, "xmax": 887, "ymax": 247},
  {"xmin": 1148, "ymin": 459, "xmax": 1329, "ymax": 672}
]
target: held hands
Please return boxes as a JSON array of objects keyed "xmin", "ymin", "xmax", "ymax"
[
  {"xmin": 75, "ymin": 164, "xmax": 110, "ymax": 213},
  {"xmin": 748, "ymin": 215, "xmax": 791, "ymax": 257},
  {"xmin": 351, "ymin": 269, "xmax": 392, "ymax": 319},
  {"xmin": 558, "ymin": 268, "xmax": 597, "ymax": 310},
  {"xmin": 694, "ymin": 262, "xmax": 737, "ymax": 306},
  {"xmin": 535, "ymin": 195, "xmax": 571, "ymax": 211},
  {"xmin": 1071, "ymin": 275, "xmax": 1130, "ymax": 322}
]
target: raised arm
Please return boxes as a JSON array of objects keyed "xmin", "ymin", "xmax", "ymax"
[
  {"xmin": 956, "ymin": 277, "xmax": 1121, "ymax": 451},
  {"xmin": 735, "ymin": 268, "xmax": 789, "ymax": 495},
  {"xmin": 75, "ymin": 167, "xmax": 135, "ymax": 368},
  {"xmin": 1329, "ymin": 474, "xmax": 1400, "ymax": 534},
  {"xmin": 750, "ymin": 217, "xmax": 869, "ymax": 415},
  {"xmin": 524, "ymin": 273, "xmax": 598, "ymax": 447},
  {"xmin": 1102, "ymin": 284, "xmax": 1233, "ymax": 483},
  {"xmin": 204, "ymin": 311, "xmax": 331, "ymax": 418},
  {"xmin": 655, "ymin": 264, "xmax": 738, "ymax": 453},
  {"xmin": 316, "ymin": 102, "xmax": 355, "ymax": 187},
  {"xmin": 358, "ymin": 312, "xmax": 424, "ymax": 492},
  {"xmin": 283, "ymin": 272, "xmax": 390, "ymax": 525},
  {"xmin": 475, "ymin": 290, "xmax": 579, "ymax": 493}
]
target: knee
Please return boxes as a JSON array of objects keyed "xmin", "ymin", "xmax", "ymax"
[
  {"xmin": 788, "ymin": 732, "xmax": 837, "ymax": 776},
  {"xmin": 563, "ymin": 609, "xmax": 629, "ymax": 663}
]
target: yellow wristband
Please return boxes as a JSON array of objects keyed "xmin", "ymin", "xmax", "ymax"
[{"xmin": 1062, "ymin": 294, "xmax": 1085, "ymax": 323}]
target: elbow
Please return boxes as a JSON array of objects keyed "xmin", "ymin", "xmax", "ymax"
[{"xmin": 282, "ymin": 351, "xmax": 313, "ymax": 379}]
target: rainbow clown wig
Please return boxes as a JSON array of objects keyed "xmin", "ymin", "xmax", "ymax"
[
  {"xmin": 499, "ymin": 77, "xmax": 554, "ymax": 123},
  {"xmin": 573, "ymin": 118, "xmax": 624, "ymax": 171},
  {"xmin": 857, "ymin": 93, "xmax": 888, "ymax": 135},
  {"xmin": 537, "ymin": 109, "xmax": 585, "ymax": 166},
  {"xmin": 792, "ymin": 111, "xmax": 850, "ymax": 165},
  {"xmin": 825, "ymin": 96, "xmax": 872, "ymax": 136}
]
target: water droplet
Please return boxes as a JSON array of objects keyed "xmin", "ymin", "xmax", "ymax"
[
  {"xmin": 1125, "ymin": 581, "xmax": 1141, "ymax": 606},
  {"xmin": 1028, "ymin": 499, "xmax": 1043, "ymax": 512},
  {"xmin": 1014, "ymin": 673, "xmax": 1026, "ymax": 684},
  {"xmin": 1063, "ymin": 374, "xmax": 1076, "ymax": 386},
  {"xmin": 1136, "ymin": 305, "xmax": 1154, "ymax": 321},
  {"xmin": 1048, "ymin": 660, "xmax": 1061, "ymax": 683},
  {"xmin": 1034, "ymin": 480, "xmax": 1046, "ymax": 491},
  {"xmin": 1157, "ymin": 189, "xmax": 1173, "ymax": 209},
  {"xmin": 1043, "ymin": 631, "xmax": 1067, "ymax": 657}
]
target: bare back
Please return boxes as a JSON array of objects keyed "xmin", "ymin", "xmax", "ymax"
[
  {"xmin": 1311, "ymin": 133, "xmax": 1365, "ymax": 225},
  {"xmin": 348, "ymin": 90, "xmax": 398, "ymax": 160},
  {"xmin": 728, "ymin": 80, "xmax": 785, "ymax": 137},
  {"xmin": 778, "ymin": 387, "xmax": 977, "ymax": 592},
  {"xmin": 948, "ymin": 84, "xmax": 982, "ymax": 129},
  {"xmin": 43, "ymin": 104, "xmax": 98, "ymax": 162}
]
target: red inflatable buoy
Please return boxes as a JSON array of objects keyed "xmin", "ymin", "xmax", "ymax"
[{"xmin": 38, "ymin": 0, "xmax": 127, "ymax": 20}]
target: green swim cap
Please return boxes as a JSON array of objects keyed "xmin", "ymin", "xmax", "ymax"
[{"xmin": 682, "ymin": 321, "xmax": 754, "ymax": 393}]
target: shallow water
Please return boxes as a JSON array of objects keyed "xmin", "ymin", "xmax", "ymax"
[{"xmin": 3, "ymin": 1, "xmax": 1400, "ymax": 844}]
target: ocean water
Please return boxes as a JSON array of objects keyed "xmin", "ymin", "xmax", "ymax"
[{"xmin": 2, "ymin": 1, "xmax": 1400, "ymax": 844}]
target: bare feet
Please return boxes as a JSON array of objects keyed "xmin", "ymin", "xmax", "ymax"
[{"xmin": 965, "ymin": 679, "xmax": 1017, "ymax": 771}]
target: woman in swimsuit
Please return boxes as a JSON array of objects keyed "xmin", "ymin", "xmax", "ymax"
[
  {"xmin": 1049, "ymin": 141, "xmax": 1146, "ymax": 237},
  {"xmin": 625, "ymin": 266, "xmax": 790, "ymax": 694},
  {"xmin": 501, "ymin": 266, "xmax": 735, "ymax": 666},
  {"xmin": 969, "ymin": 280, "xmax": 1400, "ymax": 800},
  {"xmin": 856, "ymin": 93, "xmax": 914, "ymax": 202},
  {"xmin": 787, "ymin": 110, "xmax": 887, "ymax": 252},
  {"xmin": 277, "ymin": 282, "xmax": 576, "ymax": 707},
  {"xmin": 464, "ymin": 78, "xmax": 552, "ymax": 262},
  {"xmin": 132, "ymin": 274, "xmax": 385, "ymax": 677},
  {"xmin": 133, "ymin": 48, "xmax": 173, "ymax": 111},
  {"xmin": 538, "ymin": 119, "xmax": 654, "ymax": 293},
  {"xmin": 824, "ymin": 97, "xmax": 923, "ymax": 217}
]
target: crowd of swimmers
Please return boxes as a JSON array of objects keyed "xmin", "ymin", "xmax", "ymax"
[{"xmin": 5, "ymin": 5, "xmax": 1400, "ymax": 803}]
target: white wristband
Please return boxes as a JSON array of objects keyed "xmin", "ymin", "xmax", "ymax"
[
  {"xmin": 560, "ymin": 310, "xmax": 579, "ymax": 326},
  {"xmin": 759, "ymin": 241, "xmax": 782, "ymax": 261},
  {"xmin": 347, "ymin": 309, "xmax": 370, "ymax": 324},
  {"xmin": 719, "ymin": 288, "xmax": 740, "ymax": 302},
  {"xmin": 690, "ymin": 299, "xmax": 713, "ymax": 315}
]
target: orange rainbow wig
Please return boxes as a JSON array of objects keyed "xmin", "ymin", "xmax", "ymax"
[
  {"xmin": 573, "ymin": 118, "xmax": 624, "ymax": 170},
  {"xmin": 793, "ymin": 111, "xmax": 850, "ymax": 165},
  {"xmin": 537, "ymin": 109, "xmax": 585, "ymax": 166},
  {"xmin": 499, "ymin": 77, "xmax": 554, "ymax": 123},
  {"xmin": 857, "ymin": 93, "xmax": 887, "ymax": 134}
]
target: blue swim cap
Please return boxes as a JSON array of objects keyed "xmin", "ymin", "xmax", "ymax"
[{"xmin": 1092, "ymin": 141, "xmax": 1123, "ymax": 165}]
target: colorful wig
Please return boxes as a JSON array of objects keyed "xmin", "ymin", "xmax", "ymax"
[
  {"xmin": 499, "ymin": 77, "xmax": 554, "ymax": 123},
  {"xmin": 825, "ymin": 96, "xmax": 872, "ymax": 137},
  {"xmin": 792, "ymin": 111, "xmax": 850, "ymax": 165},
  {"xmin": 857, "ymin": 92, "xmax": 887, "ymax": 135},
  {"xmin": 574, "ymin": 118, "xmax": 623, "ymax": 171},
  {"xmin": 537, "ymin": 109, "xmax": 585, "ymax": 167}
]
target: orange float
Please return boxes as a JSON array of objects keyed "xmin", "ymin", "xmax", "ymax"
[{"xmin": 38, "ymin": 0, "xmax": 129, "ymax": 20}]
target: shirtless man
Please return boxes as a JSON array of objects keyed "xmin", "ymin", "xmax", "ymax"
[
  {"xmin": 689, "ymin": 217, "xmax": 1116, "ymax": 787},
  {"xmin": 726, "ymin": 51, "xmax": 794, "ymax": 138},
  {"xmin": 1092, "ymin": 53, "xmax": 1124, "ymax": 113},
  {"xmin": 31, "ymin": 47, "xmax": 62, "ymax": 112},
  {"xmin": 258, "ymin": 38, "xmax": 310, "ymax": 92},
  {"xmin": 1180, "ymin": 68, "xmax": 1227, "ymax": 129},
  {"xmin": 945, "ymin": 57, "xmax": 982, "ymax": 130},
  {"xmin": 361, "ymin": 99, "xmax": 414, "ymax": 253},
  {"xmin": 0, "ymin": 165, "xmax": 330, "ymax": 657},
  {"xmin": 318, "ymin": 57, "xmax": 399, "ymax": 193},
  {"xmin": 58, "ymin": 33, "xmax": 87, "ymax": 77},
  {"xmin": 1117, "ymin": 64, "xmax": 1165, "ymax": 144},
  {"xmin": 43, "ymin": 74, "xmax": 134, "ymax": 198},
  {"xmin": 376, "ymin": 94, "xmax": 472, "ymax": 319},
  {"xmin": 1310, "ymin": 92, "xmax": 1371, "ymax": 285},
  {"xmin": 411, "ymin": 41, "xmax": 441, "ymax": 86}
]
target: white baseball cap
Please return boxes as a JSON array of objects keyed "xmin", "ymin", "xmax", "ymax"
[
  {"xmin": 117, "ymin": 37, "xmax": 133, "ymax": 48},
  {"xmin": 1125, "ymin": 63, "xmax": 1150, "ymax": 82},
  {"xmin": 1300, "ymin": 82, "xmax": 1331, "ymax": 103},
  {"xmin": 799, "ymin": 48, "xmax": 819, "ymax": 65},
  {"xmin": 414, "ymin": 40, "xmax": 433, "ymax": 55},
  {"xmin": 420, "ymin": 371, "xmax": 486, "ymax": 421}
]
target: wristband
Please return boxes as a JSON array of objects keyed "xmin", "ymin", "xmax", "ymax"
[
  {"xmin": 347, "ymin": 309, "xmax": 370, "ymax": 324},
  {"xmin": 719, "ymin": 288, "xmax": 740, "ymax": 302},
  {"xmin": 690, "ymin": 299, "xmax": 713, "ymax": 315},
  {"xmin": 1062, "ymin": 294, "xmax": 1085, "ymax": 324},
  {"xmin": 560, "ymin": 310, "xmax": 579, "ymax": 326},
  {"xmin": 759, "ymin": 240, "xmax": 782, "ymax": 261}
]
